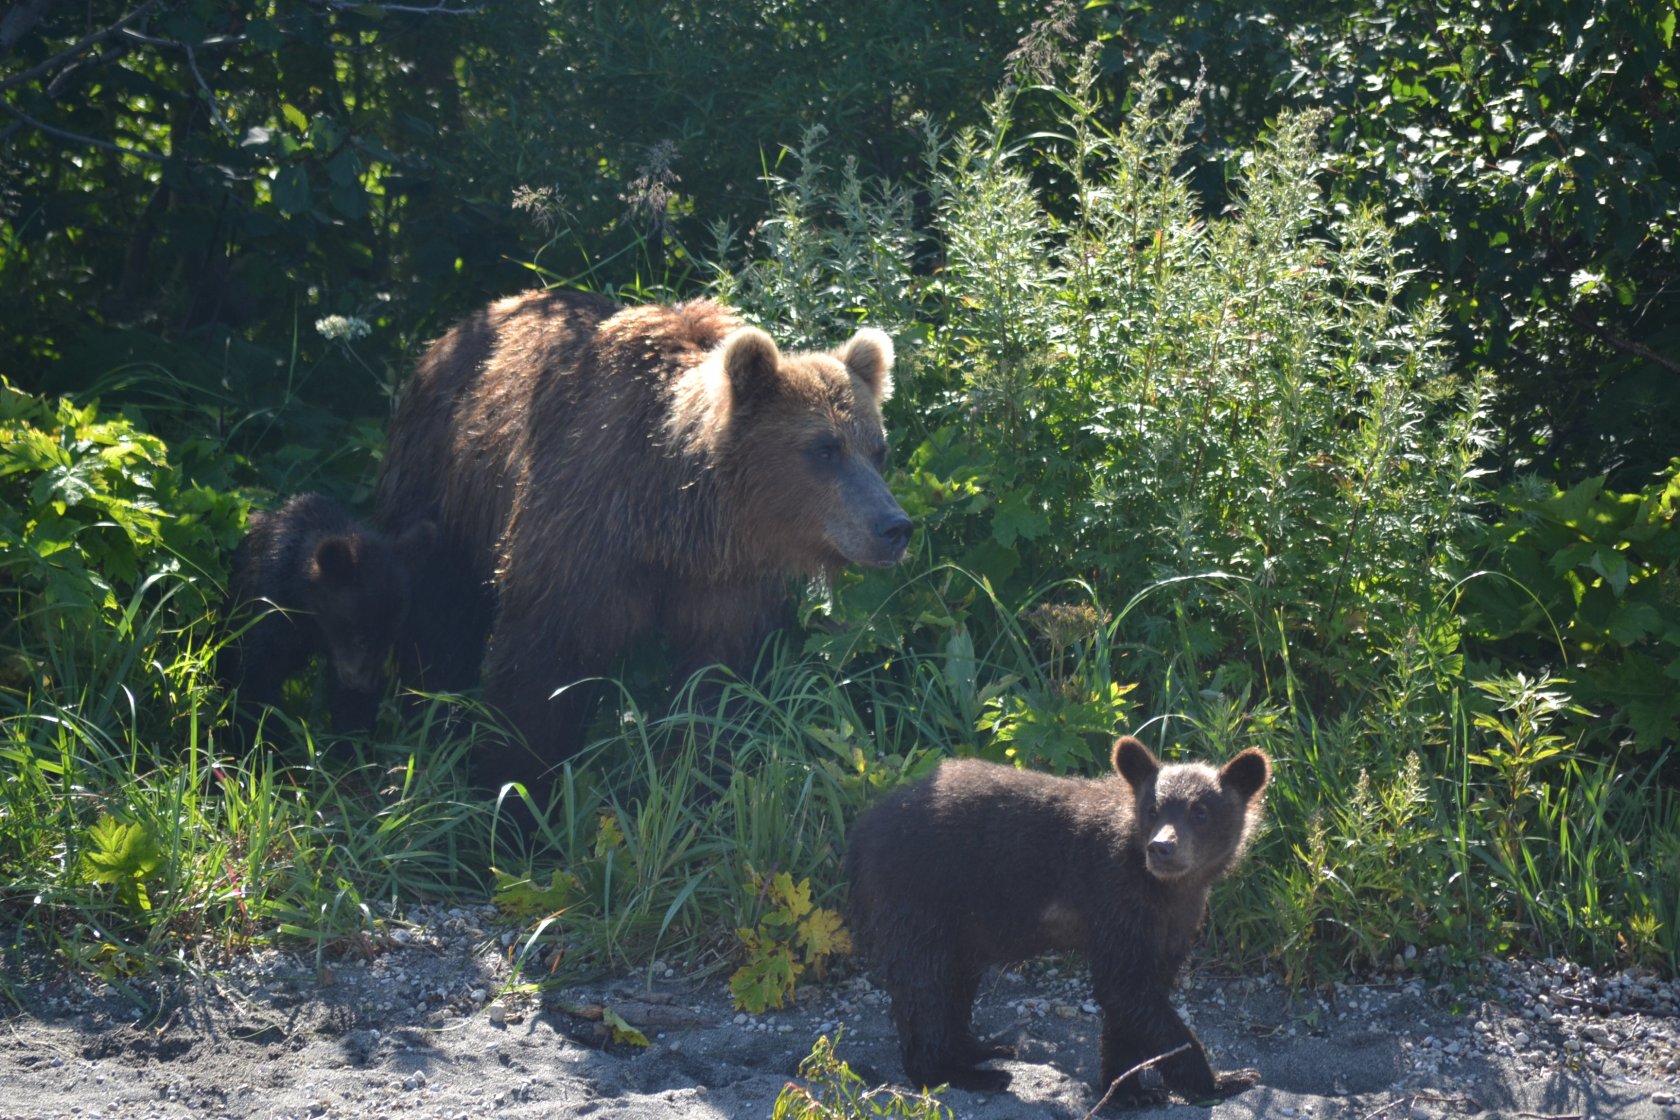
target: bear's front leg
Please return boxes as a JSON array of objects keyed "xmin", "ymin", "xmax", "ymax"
[{"xmin": 1094, "ymin": 993, "xmax": 1215, "ymax": 1107}]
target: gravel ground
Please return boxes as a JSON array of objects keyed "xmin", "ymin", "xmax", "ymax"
[{"xmin": 4, "ymin": 904, "xmax": 1679, "ymax": 1119}]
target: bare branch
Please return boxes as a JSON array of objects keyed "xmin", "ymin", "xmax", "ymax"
[
  {"xmin": 0, "ymin": 0, "xmax": 160, "ymax": 94},
  {"xmin": 1079, "ymin": 1043, "xmax": 1192, "ymax": 1120},
  {"xmin": 310, "ymin": 0, "xmax": 482, "ymax": 13},
  {"xmin": 1568, "ymin": 307, "xmax": 1680, "ymax": 376},
  {"xmin": 0, "ymin": 97, "xmax": 168, "ymax": 162},
  {"xmin": 117, "ymin": 27, "xmax": 240, "ymax": 137}
]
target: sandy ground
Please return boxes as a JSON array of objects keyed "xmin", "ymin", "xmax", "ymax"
[{"xmin": 4, "ymin": 910, "xmax": 1678, "ymax": 1120}]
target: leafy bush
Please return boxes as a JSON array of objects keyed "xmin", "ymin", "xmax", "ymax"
[
  {"xmin": 774, "ymin": 1032, "xmax": 952, "ymax": 1120},
  {"xmin": 729, "ymin": 868, "xmax": 851, "ymax": 1013},
  {"xmin": 1466, "ymin": 462, "xmax": 1680, "ymax": 753},
  {"xmin": 0, "ymin": 381, "xmax": 244, "ymax": 730},
  {"xmin": 726, "ymin": 53, "xmax": 1493, "ymax": 739}
]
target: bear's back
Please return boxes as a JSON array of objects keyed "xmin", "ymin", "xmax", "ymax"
[{"xmin": 847, "ymin": 760, "xmax": 1145, "ymax": 945}]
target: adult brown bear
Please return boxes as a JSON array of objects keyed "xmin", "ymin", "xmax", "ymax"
[{"xmin": 375, "ymin": 290, "xmax": 909, "ymax": 788}]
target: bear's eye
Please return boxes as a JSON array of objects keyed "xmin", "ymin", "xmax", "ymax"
[
  {"xmin": 808, "ymin": 436, "xmax": 843, "ymax": 467},
  {"xmin": 1190, "ymin": 802, "xmax": 1209, "ymax": 823}
]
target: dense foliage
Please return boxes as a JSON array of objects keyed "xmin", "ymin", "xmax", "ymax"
[
  {"xmin": 3, "ymin": 1, "xmax": 1677, "ymax": 998},
  {"xmin": 1089, "ymin": 0, "xmax": 1680, "ymax": 484}
]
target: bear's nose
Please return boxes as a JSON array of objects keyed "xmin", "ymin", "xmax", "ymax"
[
  {"xmin": 876, "ymin": 512, "xmax": 912, "ymax": 552},
  {"xmin": 1148, "ymin": 827, "xmax": 1178, "ymax": 858}
]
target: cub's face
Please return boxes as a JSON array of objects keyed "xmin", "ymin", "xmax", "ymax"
[
  {"xmin": 1113, "ymin": 736, "xmax": 1271, "ymax": 882},
  {"xmin": 307, "ymin": 521, "xmax": 435, "ymax": 691}
]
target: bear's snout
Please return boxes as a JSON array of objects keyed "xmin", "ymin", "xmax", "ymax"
[
  {"xmin": 1146, "ymin": 824, "xmax": 1191, "ymax": 877},
  {"xmin": 827, "ymin": 466, "xmax": 912, "ymax": 567},
  {"xmin": 329, "ymin": 639, "xmax": 381, "ymax": 692},
  {"xmin": 875, "ymin": 510, "xmax": 913, "ymax": 559},
  {"xmin": 1148, "ymin": 825, "xmax": 1178, "ymax": 858}
]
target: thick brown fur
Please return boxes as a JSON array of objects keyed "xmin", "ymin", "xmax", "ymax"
[
  {"xmin": 845, "ymin": 737, "xmax": 1270, "ymax": 1105},
  {"xmin": 220, "ymin": 493, "xmax": 435, "ymax": 737},
  {"xmin": 375, "ymin": 290, "xmax": 909, "ymax": 786}
]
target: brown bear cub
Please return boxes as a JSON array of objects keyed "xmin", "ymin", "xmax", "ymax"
[
  {"xmin": 846, "ymin": 737, "xmax": 1269, "ymax": 1106},
  {"xmin": 375, "ymin": 290, "xmax": 910, "ymax": 786},
  {"xmin": 221, "ymin": 494, "xmax": 434, "ymax": 736}
]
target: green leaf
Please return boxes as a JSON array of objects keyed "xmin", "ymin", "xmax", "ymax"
[
  {"xmin": 796, "ymin": 907, "xmax": 852, "ymax": 962},
  {"xmin": 490, "ymin": 867, "xmax": 580, "ymax": 920},
  {"xmin": 280, "ymin": 103, "xmax": 309, "ymax": 133},
  {"xmin": 1586, "ymin": 548, "xmax": 1630, "ymax": 596},
  {"xmin": 991, "ymin": 488, "xmax": 1049, "ymax": 546},
  {"xmin": 601, "ymin": 1007, "xmax": 650, "ymax": 1047},
  {"xmin": 728, "ymin": 944, "xmax": 800, "ymax": 1013},
  {"xmin": 1551, "ymin": 474, "xmax": 1606, "ymax": 526},
  {"xmin": 272, "ymin": 165, "xmax": 311, "ymax": 216}
]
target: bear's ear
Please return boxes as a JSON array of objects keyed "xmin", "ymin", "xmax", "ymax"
[
  {"xmin": 836, "ymin": 327, "xmax": 895, "ymax": 403},
  {"xmin": 397, "ymin": 519, "xmax": 437, "ymax": 563},
  {"xmin": 1112, "ymin": 736, "xmax": 1160, "ymax": 788},
  {"xmin": 1220, "ymin": 748, "xmax": 1271, "ymax": 803},
  {"xmin": 311, "ymin": 536, "xmax": 360, "ymax": 585},
  {"xmin": 720, "ymin": 326, "xmax": 783, "ymax": 405}
]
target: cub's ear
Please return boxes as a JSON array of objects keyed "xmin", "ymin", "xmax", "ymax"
[
  {"xmin": 836, "ymin": 327, "xmax": 895, "ymax": 403},
  {"xmin": 1112, "ymin": 735, "xmax": 1160, "ymax": 788},
  {"xmin": 397, "ymin": 519, "xmax": 437, "ymax": 562},
  {"xmin": 310, "ymin": 535, "xmax": 360, "ymax": 585},
  {"xmin": 720, "ymin": 326, "xmax": 782, "ymax": 405},
  {"xmin": 1221, "ymin": 748, "xmax": 1271, "ymax": 803}
]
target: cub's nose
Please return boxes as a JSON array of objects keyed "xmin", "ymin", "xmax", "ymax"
[{"xmin": 1148, "ymin": 827, "xmax": 1178, "ymax": 859}]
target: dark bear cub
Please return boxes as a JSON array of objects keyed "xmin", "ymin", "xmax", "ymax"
[
  {"xmin": 845, "ymin": 737, "xmax": 1270, "ymax": 1106},
  {"xmin": 221, "ymin": 493, "xmax": 434, "ymax": 736}
]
